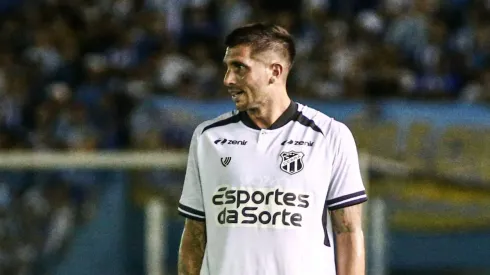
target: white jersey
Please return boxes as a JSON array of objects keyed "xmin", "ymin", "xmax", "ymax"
[{"xmin": 178, "ymin": 102, "xmax": 367, "ymax": 275}]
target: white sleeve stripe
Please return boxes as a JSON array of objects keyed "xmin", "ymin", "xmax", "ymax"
[
  {"xmin": 178, "ymin": 208, "xmax": 206, "ymax": 220},
  {"xmin": 327, "ymin": 193, "xmax": 367, "ymax": 208}
]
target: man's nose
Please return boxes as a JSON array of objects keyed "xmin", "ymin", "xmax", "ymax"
[{"xmin": 223, "ymin": 69, "xmax": 235, "ymax": 86}]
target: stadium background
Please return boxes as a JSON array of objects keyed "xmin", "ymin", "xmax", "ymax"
[{"xmin": 0, "ymin": 0, "xmax": 489, "ymax": 274}]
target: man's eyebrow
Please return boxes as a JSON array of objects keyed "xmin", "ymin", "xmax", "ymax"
[
  {"xmin": 223, "ymin": 60, "xmax": 249, "ymax": 68},
  {"xmin": 232, "ymin": 61, "xmax": 248, "ymax": 67}
]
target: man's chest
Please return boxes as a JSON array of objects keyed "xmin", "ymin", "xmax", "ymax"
[
  {"xmin": 197, "ymin": 129, "xmax": 334, "ymax": 203},
  {"xmin": 199, "ymin": 131, "xmax": 334, "ymax": 229}
]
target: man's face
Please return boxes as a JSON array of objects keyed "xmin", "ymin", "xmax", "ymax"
[{"xmin": 223, "ymin": 45, "xmax": 271, "ymax": 111}]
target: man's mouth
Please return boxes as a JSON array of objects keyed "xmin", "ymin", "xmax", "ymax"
[{"xmin": 229, "ymin": 89, "xmax": 245, "ymax": 98}]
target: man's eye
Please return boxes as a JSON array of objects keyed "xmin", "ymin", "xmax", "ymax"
[
  {"xmin": 233, "ymin": 65, "xmax": 245, "ymax": 73},
  {"xmin": 238, "ymin": 64, "xmax": 249, "ymax": 72}
]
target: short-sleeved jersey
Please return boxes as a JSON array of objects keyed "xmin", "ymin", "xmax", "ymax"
[{"xmin": 178, "ymin": 101, "xmax": 367, "ymax": 275}]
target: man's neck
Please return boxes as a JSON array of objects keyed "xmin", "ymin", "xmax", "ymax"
[{"xmin": 247, "ymin": 96, "xmax": 292, "ymax": 129}]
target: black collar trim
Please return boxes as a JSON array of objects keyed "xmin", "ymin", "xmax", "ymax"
[
  {"xmin": 240, "ymin": 101, "xmax": 298, "ymax": 130},
  {"xmin": 201, "ymin": 102, "xmax": 324, "ymax": 135}
]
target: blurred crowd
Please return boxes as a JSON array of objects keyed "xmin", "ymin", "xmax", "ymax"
[
  {"xmin": 0, "ymin": 0, "xmax": 489, "ymax": 274},
  {"xmin": 0, "ymin": 176, "xmax": 98, "ymax": 275},
  {"xmin": 0, "ymin": 0, "xmax": 489, "ymax": 152}
]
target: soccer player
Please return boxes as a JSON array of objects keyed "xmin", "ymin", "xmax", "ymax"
[{"xmin": 178, "ymin": 23, "xmax": 368, "ymax": 275}]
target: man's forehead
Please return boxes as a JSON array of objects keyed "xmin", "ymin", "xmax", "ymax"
[
  {"xmin": 223, "ymin": 45, "xmax": 253, "ymax": 62},
  {"xmin": 223, "ymin": 45, "xmax": 277, "ymax": 65}
]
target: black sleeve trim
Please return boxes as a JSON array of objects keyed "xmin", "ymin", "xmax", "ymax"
[
  {"xmin": 178, "ymin": 210, "xmax": 206, "ymax": 222},
  {"xmin": 328, "ymin": 197, "xmax": 368, "ymax": 211},
  {"xmin": 178, "ymin": 203, "xmax": 205, "ymax": 217},
  {"xmin": 327, "ymin": 190, "xmax": 366, "ymax": 205}
]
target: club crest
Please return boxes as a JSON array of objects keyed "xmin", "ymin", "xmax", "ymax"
[{"xmin": 279, "ymin": 151, "xmax": 305, "ymax": 175}]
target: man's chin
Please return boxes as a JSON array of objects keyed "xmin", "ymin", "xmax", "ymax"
[{"xmin": 235, "ymin": 103, "xmax": 247, "ymax": 112}]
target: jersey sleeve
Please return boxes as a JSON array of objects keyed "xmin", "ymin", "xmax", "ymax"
[
  {"xmin": 326, "ymin": 123, "xmax": 368, "ymax": 211},
  {"xmin": 178, "ymin": 128, "xmax": 206, "ymax": 221}
]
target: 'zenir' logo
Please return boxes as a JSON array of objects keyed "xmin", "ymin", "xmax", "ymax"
[
  {"xmin": 281, "ymin": 140, "xmax": 314, "ymax": 146},
  {"xmin": 214, "ymin": 138, "xmax": 248, "ymax": 146}
]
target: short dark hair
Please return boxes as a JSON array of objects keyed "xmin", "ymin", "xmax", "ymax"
[{"xmin": 224, "ymin": 23, "xmax": 296, "ymax": 68}]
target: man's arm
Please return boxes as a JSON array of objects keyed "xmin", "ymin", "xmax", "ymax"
[
  {"xmin": 178, "ymin": 219, "xmax": 206, "ymax": 275},
  {"xmin": 331, "ymin": 203, "xmax": 365, "ymax": 275}
]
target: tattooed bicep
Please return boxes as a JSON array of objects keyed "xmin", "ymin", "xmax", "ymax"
[
  {"xmin": 183, "ymin": 219, "xmax": 206, "ymax": 248},
  {"xmin": 330, "ymin": 204, "xmax": 363, "ymax": 234},
  {"xmin": 185, "ymin": 219, "xmax": 206, "ymax": 234},
  {"xmin": 178, "ymin": 219, "xmax": 206, "ymax": 275}
]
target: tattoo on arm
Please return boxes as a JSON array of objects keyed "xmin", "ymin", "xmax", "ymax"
[
  {"xmin": 331, "ymin": 205, "xmax": 362, "ymax": 234},
  {"xmin": 331, "ymin": 204, "xmax": 366, "ymax": 275},
  {"xmin": 178, "ymin": 219, "xmax": 206, "ymax": 275},
  {"xmin": 331, "ymin": 208, "xmax": 353, "ymax": 233}
]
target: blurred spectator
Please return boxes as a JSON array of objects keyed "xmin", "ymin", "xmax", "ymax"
[
  {"xmin": 460, "ymin": 68, "xmax": 490, "ymax": 103},
  {"xmin": 186, "ymin": 43, "xmax": 220, "ymax": 96},
  {"xmin": 24, "ymin": 28, "xmax": 63, "ymax": 77},
  {"xmin": 219, "ymin": 0, "xmax": 252, "ymax": 34},
  {"xmin": 155, "ymin": 41, "xmax": 195, "ymax": 93}
]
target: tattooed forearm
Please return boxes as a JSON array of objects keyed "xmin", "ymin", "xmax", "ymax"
[
  {"xmin": 178, "ymin": 219, "xmax": 206, "ymax": 275},
  {"xmin": 331, "ymin": 208, "xmax": 355, "ymax": 233},
  {"xmin": 331, "ymin": 204, "xmax": 365, "ymax": 275}
]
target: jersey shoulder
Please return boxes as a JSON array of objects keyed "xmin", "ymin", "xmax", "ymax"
[
  {"xmin": 296, "ymin": 103, "xmax": 353, "ymax": 140},
  {"xmin": 194, "ymin": 110, "xmax": 240, "ymax": 137}
]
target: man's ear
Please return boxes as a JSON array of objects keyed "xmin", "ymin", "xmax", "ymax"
[{"xmin": 269, "ymin": 63, "xmax": 283, "ymax": 84}]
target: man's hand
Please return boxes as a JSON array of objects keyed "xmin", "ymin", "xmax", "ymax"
[
  {"xmin": 178, "ymin": 219, "xmax": 206, "ymax": 275},
  {"xmin": 331, "ymin": 203, "xmax": 365, "ymax": 275}
]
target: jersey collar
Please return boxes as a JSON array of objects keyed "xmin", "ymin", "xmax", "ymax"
[{"xmin": 239, "ymin": 101, "xmax": 298, "ymax": 130}]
